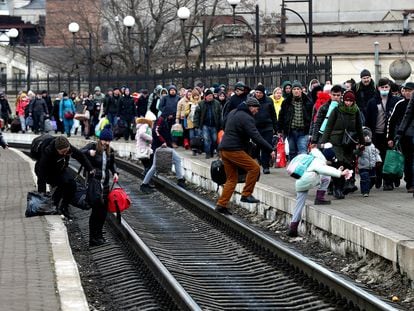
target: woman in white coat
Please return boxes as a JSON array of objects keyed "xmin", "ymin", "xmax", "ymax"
[{"xmin": 288, "ymin": 147, "xmax": 352, "ymax": 237}]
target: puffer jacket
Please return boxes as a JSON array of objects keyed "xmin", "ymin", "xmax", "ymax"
[
  {"xmin": 295, "ymin": 148, "xmax": 342, "ymax": 192},
  {"xmin": 135, "ymin": 118, "xmax": 153, "ymax": 159},
  {"xmin": 358, "ymin": 144, "xmax": 381, "ymax": 170},
  {"xmin": 59, "ymin": 98, "xmax": 75, "ymax": 120}
]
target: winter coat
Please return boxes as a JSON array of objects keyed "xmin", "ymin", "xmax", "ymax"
[
  {"xmin": 311, "ymin": 100, "xmax": 338, "ymax": 144},
  {"xmin": 193, "ymin": 99, "xmax": 222, "ymax": 130},
  {"xmin": 104, "ymin": 95, "xmax": 121, "ymax": 115},
  {"xmin": 152, "ymin": 116, "xmax": 172, "ymax": 150},
  {"xmin": 353, "ymin": 80, "xmax": 376, "ymax": 118},
  {"xmin": 277, "ymin": 93, "xmax": 313, "ymax": 136},
  {"xmin": 254, "ymin": 94, "xmax": 278, "ymax": 133},
  {"xmin": 219, "ymin": 102, "xmax": 273, "ymax": 153},
  {"xmin": 270, "ymin": 95, "xmax": 283, "ymax": 118},
  {"xmin": 118, "ymin": 95, "xmax": 136, "ymax": 120},
  {"xmin": 136, "ymin": 95, "xmax": 149, "ymax": 117},
  {"xmin": 295, "ymin": 148, "xmax": 342, "ymax": 192},
  {"xmin": 365, "ymin": 93, "xmax": 400, "ymax": 135},
  {"xmin": 320, "ymin": 105, "xmax": 364, "ymax": 165},
  {"xmin": 35, "ymin": 140, "xmax": 92, "ymax": 187},
  {"xmin": 59, "ymin": 98, "xmax": 75, "ymax": 120},
  {"xmin": 0, "ymin": 133, "xmax": 7, "ymax": 149},
  {"xmin": 16, "ymin": 97, "xmax": 30, "ymax": 117},
  {"xmin": 358, "ymin": 143, "xmax": 381, "ymax": 170},
  {"xmin": 387, "ymin": 97, "xmax": 408, "ymax": 140},
  {"xmin": 0, "ymin": 98, "xmax": 12, "ymax": 117},
  {"xmin": 135, "ymin": 118, "xmax": 153, "ymax": 159},
  {"xmin": 176, "ymin": 96, "xmax": 190, "ymax": 121},
  {"xmin": 397, "ymin": 93, "xmax": 414, "ymax": 137},
  {"xmin": 186, "ymin": 100, "xmax": 199, "ymax": 129},
  {"xmin": 81, "ymin": 142, "xmax": 117, "ymax": 187},
  {"xmin": 29, "ymin": 97, "xmax": 48, "ymax": 114},
  {"xmin": 158, "ymin": 86, "xmax": 180, "ymax": 118}
]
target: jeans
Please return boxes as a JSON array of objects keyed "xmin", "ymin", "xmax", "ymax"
[
  {"xmin": 287, "ymin": 129, "xmax": 308, "ymax": 160},
  {"xmin": 202, "ymin": 125, "xmax": 217, "ymax": 156},
  {"xmin": 143, "ymin": 148, "xmax": 183, "ymax": 184},
  {"xmin": 19, "ymin": 115, "xmax": 26, "ymax": 132},
  {"xmin": 63, "ymin": 118, "xmax": 74, "ymax": 135},
  {"xmin": 359, "ymin": 168, "xmax": 376, "ymax": 194},
  {"xmin": 189, "ymin": 128, "xmax": 201, "ymax": 140}
]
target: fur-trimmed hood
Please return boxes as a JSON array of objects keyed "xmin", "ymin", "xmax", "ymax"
[{"xmin": 136, "ymin": 117, "xmax": 153, "ymax": 127}]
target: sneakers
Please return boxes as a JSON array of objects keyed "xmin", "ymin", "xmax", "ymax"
[
  {"xmin": 407, "ymin": 187, "xmax": 414, "ymax": 193},
  {"xmin": 363, "ymin": 193, "xmax": 369, "ymax": 197},
  {"xmin": 215, "ymin": 206, "xmax": 232, "ymax": 215},
  {"xmin": 177, "ymin": 178, "xmax": 186, "ymax": 189},
  {"xmin": 383, "ymin": 184, "xmax": 394, "ymax": 191},
  {"xmin": 263, "ymin": 168, "xmax": 270, "ymax": 174},
  {"xmin": 140, "ymin": 183, "xmax": 155, "ymax": 194},
  {"xmin": 240, "ymin": 195, "xmax": 260, "ymax": 203}
]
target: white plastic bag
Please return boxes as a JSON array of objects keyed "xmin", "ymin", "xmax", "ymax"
[{"xmin": 284, "ymin": 138, "xmax": 290, "ymax": 156}]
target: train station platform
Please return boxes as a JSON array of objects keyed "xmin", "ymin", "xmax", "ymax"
[
  {"xmin": 0, "ymin": 144, "xmax": 88, "ymax": 311},
  {"xmin": 3, "ymin": 132, "xmax": 414, "ymax": 288}
]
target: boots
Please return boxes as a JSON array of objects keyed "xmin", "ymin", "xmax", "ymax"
[
  {"xmin": 287, "ymin": 221, "xmax": 299, "ymax": 237},
  {"xmin": 343, "ymin": 179, "xmax": 358, "ymax": 195},
  {"xmin": 314, "ymin": 190, "xmax": 331, "ymax": 205}
]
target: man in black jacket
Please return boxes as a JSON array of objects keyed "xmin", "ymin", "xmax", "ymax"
[
  {"xmin": 253, "ymin": 84, "xmax": 277, "ymax": 174},
  {"xmin": 215, "ymin": 97, "xmax": 274, "ymax": 215},
  {"xmin": 35, "ymin": 136, "xmax": 93, "ymax": 218}
]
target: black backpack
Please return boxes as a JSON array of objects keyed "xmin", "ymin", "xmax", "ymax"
[
  {"xmin": 30, "ymin": 134, "xmax": 55, "ymax": 160},
  {"xmin": 210, "ymin": 159, "xmax": 227, "ymax": 186}
]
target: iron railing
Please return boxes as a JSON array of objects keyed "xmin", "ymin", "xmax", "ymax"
[{"xmin": 1, "ymin": 56, "xmax": 331, "ymax": 95}]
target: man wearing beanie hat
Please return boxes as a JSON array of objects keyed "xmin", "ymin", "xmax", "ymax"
[
  {"xmin": 352, "ymin": 69, "xmax": 376, "ymax": 119},
  {"xmin": 253, "ymin": 84, "xmax": 278, "ymax": 174},
  {"xmin": 389, "ymin": 82, "xmax": 414, "ymax": 192},
  {"xmin": 35, "ymin": 135, "xmax": 93, "ymax": 219},
  {"xmin": 366, "ymin": 77, "xmax": 402, "ymax": 191},
  {"xmin": 193, "ymin": 88, "xmax": 222, "ymax": 158},
  {"xmin": 215, "ymin": 98, "xmax": 275, "ymax": 214},
  {"xmin": 222, "ymin": 82, "xmax": 248, "ymax": 127},
  {"xmin": 278, "ymin": 79, "xmax": 313, "ymax": 160},
  {"xmin": 82, "ymin": 126, "xmax": 119, "ymax": 246}
]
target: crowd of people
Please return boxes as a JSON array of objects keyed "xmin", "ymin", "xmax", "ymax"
[{"xmin": 1, "ymin": 68, "xmax": 414, "ymax": 239}]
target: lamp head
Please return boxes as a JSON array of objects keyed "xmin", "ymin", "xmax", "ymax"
[
  {"xmin": 123, "ymin": 15, "xmax": 135, "ymax": 28},
  {"xmin": 227, "ymin": 0, "xmax": 241, "ymax": 8},
  {"xmin": 68, "ymin": 22, "xmax": 80, "ymax": 33},
  {"xmin": 7, "ymin": 28, "xmax": 19, "ymax": 38},
  {"xmin": 177, "ymin": 7, "xmax": 191, "ymax": 20}
]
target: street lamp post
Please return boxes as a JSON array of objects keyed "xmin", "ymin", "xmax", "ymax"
[
  {"xmin": 227, "ymin": 0, "xmax": 260, "ymax": 68},
  {"xmin": 177, "ymin": 7, "xmax": 207, "ymax": 73},
  {"xmin": 68, "ymin": 22, "xmax": 93, "ymax": 91},
  {"xmin": 122, "ymin": 15, "xmax": 150, "ymax": 87},
  {"xmin": 280, "ymin": 0, "xmax": 313, "ymax": 66}
]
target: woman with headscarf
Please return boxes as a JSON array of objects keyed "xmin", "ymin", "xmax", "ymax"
[{"xmin": 320, "ymin": 90, "xmax": 364, "ymax": 199}]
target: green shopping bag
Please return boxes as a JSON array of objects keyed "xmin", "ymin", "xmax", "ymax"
[{"xmin": 382, "ymin": 146, "xmax": 405, "ymax": 178}]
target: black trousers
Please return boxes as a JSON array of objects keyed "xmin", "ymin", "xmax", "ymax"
[
  {"xmin": 36, "ymin": 167, "xmax": 77, "ymax": 205},
  {"xmin": 89, "ymin": 185, "xmax": 109, "ymax": 240}
]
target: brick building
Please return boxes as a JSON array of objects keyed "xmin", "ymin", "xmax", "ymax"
[{"xmin": 44, "ymin": 0, "xmax": 100, "ymax": 47}]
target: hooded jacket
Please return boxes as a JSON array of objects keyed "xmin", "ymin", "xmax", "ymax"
[
  {"xmin": 135, "ymin": 118, "xmax": 153, "ymax": 159},
  {"xmin": 295, "ymin": 148, "xmax": 342, "ymax": 192},
  {"xmin": 277, "ymin": 93, "xmax": 313, "ymax": 136},
  {"xmin": 158, "ymin": 85, "xmax": 180, "ymax": 117}
]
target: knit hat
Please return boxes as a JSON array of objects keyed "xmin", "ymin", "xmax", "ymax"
[
  {"xmin": 204, "ymin": 89, "xmax": 213, "ymax": 97},
  {"xmin": 246, "ymin": 97, "xmax": 260, "ymax": 107},
  {"xmin": 99, "ymin": 125, "xmax": 113, "ymax": 141},
  {"xmin": 55, "ymin": 136, "xmax": 70, "ymax": 150},
  {"xmin": 322, "ymin": 147, "xmax": 337, "ymax": 163},
  {"xmin": 234, "ymin": 81, "xmax": 245, "ymax": 91},
  {"xmin": 94, "ymin": 86, "xmax": 101, "ymax": 92},
  {"xmin": 255, "ymin": 84, "xmax": 266, "ymax": 94},
  {"xmin": 402, "ymin": 82, "xmax": 414, "ymax": 90},
  {"xmin": 292, "ymin": 80, "xmax": 302, "ymax": 89},
  {"xmin": 343, "ymin": 90, "xmax": 356, "ymax": 102},
  {"xmin": 360, "ymin": 69, "xmax": 371, "ymax": 78}
]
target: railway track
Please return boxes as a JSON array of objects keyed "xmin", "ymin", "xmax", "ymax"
[{"xmin": 13, "ymin": 143, "xmax": 398, "ymax": 310}]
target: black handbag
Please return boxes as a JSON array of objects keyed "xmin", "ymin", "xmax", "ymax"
[
  {"xmin": 86, "ymin": 177, "xmax": 103, "ymax": 206},
  {"xmin": 25, "ymin": 192, "xmax": 56, "ymax": 217}
]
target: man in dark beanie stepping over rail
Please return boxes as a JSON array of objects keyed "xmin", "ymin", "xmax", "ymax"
[{"xmin": 35, "ymin": 135, "xmax": 94, "ymax": 218}]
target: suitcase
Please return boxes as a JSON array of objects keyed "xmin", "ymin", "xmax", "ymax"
[
  {"xmin": 190, "ymin": 136, "xmax": 204, "ymax": 151},
  {"xmin": 154, "ymin": 148, "xmax": 173, "ymax": 173}
]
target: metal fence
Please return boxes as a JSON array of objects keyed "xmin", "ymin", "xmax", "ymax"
[{"xmin": 2, "ymin": 56, "xmax": 331, "ymax": 95}]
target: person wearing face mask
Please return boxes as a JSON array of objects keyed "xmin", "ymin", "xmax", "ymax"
[
  {"xmin": 81, "ymin": 125, "xmax": 119, "ymax": 246},
  {"xmin": 366, "ymin": 78, "xmax": 401, "ymax": 191}
]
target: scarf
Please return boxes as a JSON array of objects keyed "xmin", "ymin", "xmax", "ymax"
[{"xmin": 338, "ymin": 102, "xmax": 358, "ymax": 114}]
